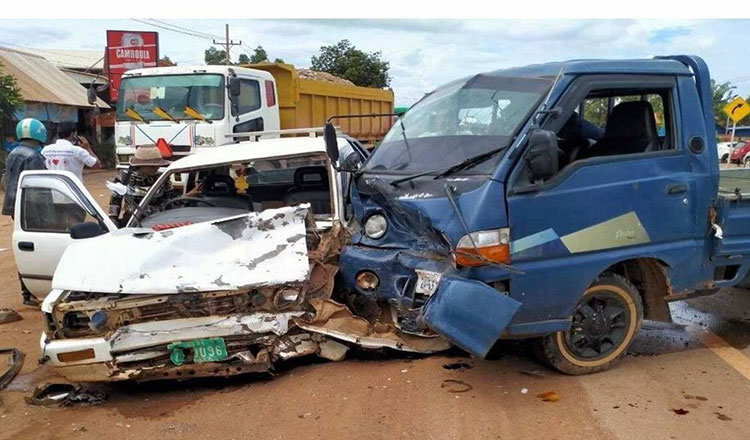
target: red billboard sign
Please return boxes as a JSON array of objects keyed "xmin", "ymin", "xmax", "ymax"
[{"xmin": 105, "ymin": 30, "xmax": 159, "ymax": 101}]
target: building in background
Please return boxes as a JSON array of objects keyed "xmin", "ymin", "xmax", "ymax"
[{"xmin": 0, "ymin": 47, "xmax": 111, "ymax": 145}]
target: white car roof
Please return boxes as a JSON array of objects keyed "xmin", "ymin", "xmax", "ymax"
[{"xmin": 165, "ymin": 136, "xmax": 337, "ymax": 172}]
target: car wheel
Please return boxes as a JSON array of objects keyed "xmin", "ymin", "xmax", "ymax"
[
  {"xmin": 744, "ymin": 157, "xmax": 750, "ymax": 169},
  {"xmin": 534, "ymin": 273, "xmax": 643, "ymax": 375},
  {"xmin": 721, "ymin": 154, "xmax": 729, "ymax": 163}
]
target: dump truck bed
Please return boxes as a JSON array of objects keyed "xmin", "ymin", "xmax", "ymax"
[{"xmin": 247, "ymin": 63, "xmax": 394, "ymax": 146}]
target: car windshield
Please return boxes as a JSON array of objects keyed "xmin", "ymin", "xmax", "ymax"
[
  {"xmin": 116, "ymin": 74, "xmax": 225, "ymax": 121},
  {"xmin": 364, "ymin": 75, "xmax": 551, "ymax": 174}
]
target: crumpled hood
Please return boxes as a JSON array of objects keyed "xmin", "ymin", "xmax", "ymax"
[{"xmin": 52, "ymin": 205, "xmax": 311, "ymax": 294}]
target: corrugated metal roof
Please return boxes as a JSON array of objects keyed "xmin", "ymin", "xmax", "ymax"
[
  {"xmin": 20, "ymin": 48, "xmax": 104, "ymax": 70},
  {"xmin": 0, "ymin": 47, "xmax": 108, "ymax": 108}
]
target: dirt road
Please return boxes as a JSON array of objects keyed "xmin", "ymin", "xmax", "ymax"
[{"xmin": 1, "ymin": 170, "xmax": 750, "ymax": 439}]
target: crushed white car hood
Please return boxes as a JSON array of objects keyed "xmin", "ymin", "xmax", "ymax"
[{"xmin": 52, "ymin": 205, "xmax": 310, "ymax": 294}]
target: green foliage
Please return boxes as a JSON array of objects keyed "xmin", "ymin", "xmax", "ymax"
[
  {"xmin": 0, "ymin": 61, "xmax": 24, "ymax": 137},
  {"xmin": 159, "ymin": 55, "xmax": 176, "ymax": 66},
  {"xmin": 250, "ymin": 46, "xmax": 269, "ymax": 64},
  {"xmin": 205, "ymin": 47, "xmax": 228, "ymax": 65},
  {"xmin": 273, "ymin": 58, "xmax": 285, "ymax": 64},
  {"xmin": 712, "ymin": 79, "xmax": 736, "ymax": 126},
  {"xmin": 93, "ymin": 138, "xmax": 116, "ymax": 169},
  {"xmin": 237, "ymin": 53, "xmax": 250, "ymax": 65},
  {"xmin": 310, "ymin": 40, "xmax": 391, "ymax": 88}
]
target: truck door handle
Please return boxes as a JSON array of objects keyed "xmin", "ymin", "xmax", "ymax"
[
  {"xmin": 17, "ymin": 241, "xmax": 34, "ymax": 252},
  {"xmin": 667, "ymin": 184, "xmax": 688, "ymax": 195}
]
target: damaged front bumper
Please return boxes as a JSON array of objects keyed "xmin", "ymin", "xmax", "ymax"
[{"xmin": 339, "ymin": 245, "xmax": 521, "ymax": 358}]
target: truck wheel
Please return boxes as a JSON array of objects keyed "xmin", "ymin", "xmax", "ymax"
[{"xmin": 534, "ymin": 273, "xmax": 643, "ymax": 375}]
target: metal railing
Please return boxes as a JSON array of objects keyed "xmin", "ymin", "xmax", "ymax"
[{"xmin": 225, "ymin": 126, "xmax": 339, "ymax": 142}]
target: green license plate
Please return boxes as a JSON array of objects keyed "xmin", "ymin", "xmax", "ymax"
[{"xmin": 168, "ymin": 338, "xmax": 228, "ymax": 365}]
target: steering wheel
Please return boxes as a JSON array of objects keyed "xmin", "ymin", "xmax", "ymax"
[{"xmin": 163, "ymin": 197, "xmax": 216, "ymax": 210}]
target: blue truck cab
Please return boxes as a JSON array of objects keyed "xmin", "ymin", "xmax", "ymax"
[{"xmin": 335, "ymin": 55, "xmax": 748, "ymax": 375}]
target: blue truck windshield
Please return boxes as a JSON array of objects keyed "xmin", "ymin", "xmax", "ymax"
[
  {"xmin": 116, "ymin": 74, "xmax": 225, "ymax": 122},
  {"xmin": 364, "ymin": 75, "xmax": 552, "ymax": 174}
]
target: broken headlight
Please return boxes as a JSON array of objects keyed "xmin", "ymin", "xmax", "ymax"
[{"xmin": 364, "ymin": 214, "xmax": 388, "ymax": 239}]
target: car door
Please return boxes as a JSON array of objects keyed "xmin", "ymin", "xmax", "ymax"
[
  {"xmin": 505, "ymin": 75, "xmax": 714, "ymax": 322},
  {"xmin": 12, "ymin": 171, "xmax": 117, "ymax": 298}
]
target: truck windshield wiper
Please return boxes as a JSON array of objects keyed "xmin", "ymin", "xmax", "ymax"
[
  {"xmin": 152, "ymin": 106, "xmax": 179, "ymax": 123},
  {"xmin": 390, "ymin": 146, "xmax": 506, "ymax": 187}
]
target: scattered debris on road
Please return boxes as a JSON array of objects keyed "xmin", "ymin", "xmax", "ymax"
[
  {"xmin": 25, "ymin": 383, "xmax": 106, "ymax": 407},
  {"xmin": 442, "ymin": 361, "xmax": 473, "ymax": 371},
  {"xmin": 441, "ymin": 379, "xmax": 473, "ymax": 393},
  {"xmin": 0, "ymin": 348, "xmax": 24, "ymax": 390},
  {"xmin": 671, "ymin": 408, "xmax": 690, "ymax": 415},
  {"xmin": 0, "ymin": 308, "xmax": 21, "ymax": 324},
  {"xmin": 536, "ymin": 391, "xmax": 560, "ymax": 402}
]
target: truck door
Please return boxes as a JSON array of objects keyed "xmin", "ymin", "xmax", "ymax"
[
  {"xmin": 12, "ymin": 171, "xmax": 117, "ymax": 298},
  {"xmin": 505, "ymin": 74, "xmax": 713, "ymax": 322},
  {"xmin": 231, "ymin": 76, "xmax": 278, "ymax": 136}
]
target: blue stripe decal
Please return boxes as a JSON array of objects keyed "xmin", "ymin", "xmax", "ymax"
[{"xmin": 511, "ymin": 228, "xmax": 559, "ymax": 254}]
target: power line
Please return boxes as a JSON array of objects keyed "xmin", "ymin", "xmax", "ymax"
[
  {"xmin": 146, "ymin": 19, "xmax": 223, "ymax": 41},
  {"xmin": 130, "ymin": 18, "xmax": 215, "ymax": 41}
]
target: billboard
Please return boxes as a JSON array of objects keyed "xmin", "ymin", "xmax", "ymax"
[{"xmin": 105, "ymin": 30, "xmax": 159, "ymax": 101}]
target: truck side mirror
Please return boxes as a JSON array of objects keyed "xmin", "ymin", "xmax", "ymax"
[
  {"xmin": 525, "ymin": 129, "xmax": 559, "ymax": 182},
  {"xmin": 70, "ymin": 222, "xmax": 105, "ymax": 240},
  {"xmin": 324, "ymin": 123, "xmax": 340, "ymax": 166},
  {"xmin": 228, "ymin": 77, "xmax": 241, "ymax": 97}
]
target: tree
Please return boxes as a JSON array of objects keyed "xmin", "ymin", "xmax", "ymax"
[
  {"xmin": 205, "ymin": 47, "xmax": 228, "ymax": 65},
  {"xmin": 0, "ymin": 62, "xmax": 23, "ymax": 138},
  {"xmin": 237, "ymin": 53, "xmax": 250, "ymax": 65},
  {"xmin": 250, "ymin": 46, "xmax": 269, "ymax": 64},
  {"xmin": 273, "ymin": 58, "xmax": 285, "ymax": 64},
  {"xmin": 310, "ymin": 40, "xmax": 390, "ymax": 88},
  {"xmin": 158, "ymin": 55, "xmax": 176, "ymax": 66},
  {"xmin": 712, "ymin": 79, "xmax": 736, "ymax": 126}
]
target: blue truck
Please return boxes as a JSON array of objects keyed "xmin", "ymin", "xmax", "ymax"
[{"xmin": 331, "ymin": 55, "xmax": 750, "ymax": 375}]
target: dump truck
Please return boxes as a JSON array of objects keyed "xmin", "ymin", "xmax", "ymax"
[{"xmin": 114, "ymin": 62, "xmax": 394, "ymax": 169}]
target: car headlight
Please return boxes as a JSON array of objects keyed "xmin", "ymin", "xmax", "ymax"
[{"xmin": 364, "ymin": 214, "xmax": 388, "ymax": 239}]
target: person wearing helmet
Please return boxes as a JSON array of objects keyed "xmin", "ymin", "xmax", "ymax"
[
  {"xmin": 3, "ymin": 118, "xmax": 48, "ymax": 307},
  {"xmin": 2, "ymin": 118, "xmax": 47, "ymax": 217}
]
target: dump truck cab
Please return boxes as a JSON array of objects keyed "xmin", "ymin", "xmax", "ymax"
[
  {"xmin": 339, "ymin": 55, "xmax": 733, "ymax": 374},
  {"xmin": 115, "ymin": 65, "xmax": 281, "ymax": 169}
]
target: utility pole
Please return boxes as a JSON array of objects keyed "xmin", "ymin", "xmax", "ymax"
[{"xmin": 213, "ymin": 24, "xmax": 242, "ymax": 65}]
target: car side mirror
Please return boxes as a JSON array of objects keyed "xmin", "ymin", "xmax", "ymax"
[
  {"xmin": 525, "ymin": 129, "xmax": 559, "ymax": 182},
  {"xmin": 324, "ymin": 122, "xmax": 340, "ymax": 167},
  {"xmin": 70, "ymin": 222, "xmax": 105, "ymax": 240},
  {"xmin": 228, "ymin": 77, "xmax": 241, "ymax": 97}
]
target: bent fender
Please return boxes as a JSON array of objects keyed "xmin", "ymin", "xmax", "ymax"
[{"xmin": 422, "ymin": 276, "xmax": 521, "ymax": 358}]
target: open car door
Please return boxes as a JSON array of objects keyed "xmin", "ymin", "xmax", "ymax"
[{"xmin": 12, "ymin": 171, "xmax": 117, "ymax": 298}]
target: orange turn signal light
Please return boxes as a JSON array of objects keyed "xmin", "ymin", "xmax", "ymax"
[{"xmin": 455, "ymin": 228, "xmax": 511, "ymax": 267}]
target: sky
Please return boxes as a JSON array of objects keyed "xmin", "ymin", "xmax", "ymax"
[{"xmin": 1, "ymin": 19, "xmax": 749, "ymax": 106}]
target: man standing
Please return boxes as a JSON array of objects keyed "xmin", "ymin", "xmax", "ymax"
[
  {"xmin": 42, "ymin": 122, "xmax": 100, "ymax": 182},
  {"xmin": 2, "ymin": 118, "xmax": 47, "ymax": 218},
  {"xmin": 2, "ymin": 118, "xmax": 48, "ymax": 306}
]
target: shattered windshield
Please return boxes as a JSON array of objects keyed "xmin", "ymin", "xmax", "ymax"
[
  {"xmin": 364, "ymin": 75, "xmax": 551, "ymax": 174},
  {"xmin": 116, "ymin": 74, "xmax": 225, "ymax": 121}
]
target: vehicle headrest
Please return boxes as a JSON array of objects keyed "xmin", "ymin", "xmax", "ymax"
[
  {"xmin": 202, "ymin": 174, "xmax": 237, "ymax": 196},
  {"xmin": 293, "ymin": 166, "xmax": 329, "ymax": 188},
  {"xmin": 604, "ymin": 101, "xmax": 658, "ymax": 140}
]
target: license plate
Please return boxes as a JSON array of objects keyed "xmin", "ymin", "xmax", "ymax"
[
  {"xmin": 168, "ymin": 338, "xmax": 228, "ymax": 365},
  {"xmin": 415, "ymin": 270, "xmax": 441, "ymax": 295}
]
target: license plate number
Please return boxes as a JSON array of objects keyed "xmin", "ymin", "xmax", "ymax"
[
  {"xmin": 415, "ymin": 270, "xmax": 441, "ymax": 295},
  {"xmin": 192, "ymin": 338, "xmax": 228, "ymax": 363}
]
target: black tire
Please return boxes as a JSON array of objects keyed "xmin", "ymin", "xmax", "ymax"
[
  {"xmin": 744, "ymin": 157, "xmax": 750, "ymax": 169},
  {"xmin": 721, "ymin": 154, "xmax": 729, "ymax": 164},
  {"xmin": 534, "ymin": 273, "xmax": 643, "ymax": 375}
]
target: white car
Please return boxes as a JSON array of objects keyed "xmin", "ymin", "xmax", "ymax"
[{"xmin": 717, "ymin": 141, "xmax": 737, "ymax": 163}]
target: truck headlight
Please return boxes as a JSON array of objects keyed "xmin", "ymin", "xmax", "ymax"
[
  {"xmin": 455, "ymin": 228, "xmax": 511, "ymax": 267},
  {"xmin": 364, "ymin": 214, "xmax": 388, "ymax": 239}
]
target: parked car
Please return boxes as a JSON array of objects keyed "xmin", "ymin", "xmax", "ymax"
[
  {"xmin": 728, "ymin": 140, "xmax": 749, "ymax": 164},
  {"xmin": 718, "ymin": 141, "xmax": 741, "ymax": 163}
]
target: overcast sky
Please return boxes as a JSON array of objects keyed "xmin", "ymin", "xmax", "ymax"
[{"xmin": 1, "ymin": 19, "xmax": 749, "ymax": 105}]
